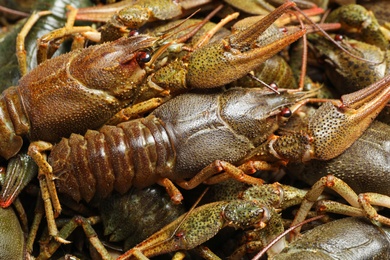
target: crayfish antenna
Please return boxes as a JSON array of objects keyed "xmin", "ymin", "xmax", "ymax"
[
  {"xmin": 251, "ymin": 215, "xmax": 325, "ymax": 260},
  {"xmin": 291, "ymin": 4, "xmax": 385, "ymax": 65},
  {"xmin": 146, "ymin": 4, "xmax": 224, "ymax": 67}
]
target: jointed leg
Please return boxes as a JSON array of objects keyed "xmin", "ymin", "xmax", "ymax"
[
  {"xmin": 37, "ymin": 216, "xmax": 110, "ymax": 260},
  {"xmin": 28, "ymin": 144, "xmax": 67, "ymax": 244},
  {"xmin": 27, "ymin": 194, "xmax": 44, "ymax": 254},
  {"xmin": 106, "ymin": 97, "xmax": 167, "ymax": 125},
  {"xmin": 176, "ymin": 160, "xmax": 276, "ymax": 190},
  {"xmin": 16, "ymin": 10, "xmax": 52, "ymax": 76},
  {"xmin": 290, "ymin": 175, "xmax": 390, "ymax": 240},
  {"xmin": 28, "ymin": 141, "xmax": 61, "ymax": 216},
  {"xmin": 37, "ymin": 5, "xmax": 97, "ymax": 64}
]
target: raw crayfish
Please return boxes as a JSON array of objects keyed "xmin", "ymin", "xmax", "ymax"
[
  {"xmin": 274, "ymin": 217, "xmax": 390, "ymax": 259},
  {"xmin": 119, "ymin": 174, "xmax": 390, "ymax": 259},
  {"xmin": 49, "ymin": 87, "xmax": 307, "ymax": 203},
  {"xmin": 0, "ymin": 1, "xmax": 304, "ymax": 160},
  {"xmin": 0, "ymin": 1, "xmax": 305, "ymax": 208},
  {"xmin": 116, "ymin": 174, "xmax": 390, "ymax": 259},
  {"xmin": 34, "ymin": 185, "xmax": 186, "ymax": 260},
  {"xmin": 44, "ymin": 68, "xmax": 390, "ymax": 245}
]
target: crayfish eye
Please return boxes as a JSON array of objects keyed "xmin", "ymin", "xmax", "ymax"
[
  {"xmin": 279, "ymin": 27, "xmax": 288, "ymax": 33},
  {"xmin": 270, "ymin": 82, "xmax": 278, "ymax": 91},
  {"xmin": 175, "ymin": 231, "xmax": 185, "ymax": 240},
  {"xmin": 136, "ymin": 50, "xmax": 151, "ymax": 63},
  {"xmin": 280, "ymin": 107, "xmax": 292, "ymax": 118},
  {"xmin": 128, "ymin": 29, "xmax": 139, "ymax": 37},
  {"xmin": 334, "ymin": 34, "xmax": 343, "ymax": 42}
]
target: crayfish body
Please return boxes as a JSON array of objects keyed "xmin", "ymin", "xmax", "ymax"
[{"xmin": 50, "ymin": 88, "xmax": 304, "ymax": 202}]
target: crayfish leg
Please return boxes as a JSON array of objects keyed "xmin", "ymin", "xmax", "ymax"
[
  {"xmin": 28, "ymin": 141, "xmax": 59, "ymax": 212},
  {"xmin": 290, "ymin": 175, "xmax": 359, "ymax": 238},
  {"xmin": 176, "ymin": 160, "xmax": 267, "ymax": 190},
  {"xmin": 28, "ymin": 142, "xmax": 69, "ymax": 244},
  {"xmin": 157, "ymin": 178, "xmax": 183, "ymax": 204},
  {"xmin": 105, "ymin": 97, "xmax": 167, "ymax": 126},
  {"xmin": 36, "ymin": 6, "xmax": 97, "ymax": 64},
  {"xmin": 193, "ymin": 245, "xmax": 222, "ymax": 259},
  {"xmin": 358, "ymin": 193, "xmax": 390, "ymax": 226},
  {"xmin": 26, "ymin": 194, "xmax": 44, "ymax": 254},
  {"xmin": 38, "ymin": 167, "xmax": 69, "ymax": 244},
  {"xmin": 290, "ymin": 175, "xmax": 390, "ymax": 241},
  {"xmin": 203, "ymin": 161, "xmax": 276, "ymax": 185},
  {"xmin": 315, "ymin": 195, "xmax": 390, "ymax": 231},
  {"xmin": 16, "ymin": 10, "xmax": 52, "ymax": 76},
  {"xmin": 36, "ymin": 216, "xmax": 109, "ymax": 260}
]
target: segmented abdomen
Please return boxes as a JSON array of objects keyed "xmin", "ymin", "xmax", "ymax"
[{"xmin": 49, "ymin": 115, "xmax": 176, "ymax": 203}]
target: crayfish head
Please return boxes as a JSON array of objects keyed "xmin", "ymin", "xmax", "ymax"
[
  {"xmin": 69, "ymin": 35, "xmax": 157, "ymax": 102},
  {"xmin": 220, "ymin": 88, "xmax": 310, "ymax": 147}
]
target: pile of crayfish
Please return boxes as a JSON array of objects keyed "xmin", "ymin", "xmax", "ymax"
[{"xmin": 0, "ymin": 0, "xmax": 389, "ymax": 259}]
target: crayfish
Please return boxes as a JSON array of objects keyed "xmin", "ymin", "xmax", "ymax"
[
  {"xmin": 0, "ymin": 1, "xmax": 314, "ymax": 246},
  {"xmin": 49, "ymin": 87, "xmax": 308, "ymax": 203},
  {"xmin": 2, "ymin": 0, "xmax": 390, "ymax": 258},
  {"xmin": 274, "ymin": 217, "xmax": 390, "ymax": 259},
  {"xmin": 42, "ymin": 68, "xmax": 390, "ymax": 247},
  {"xmin": 114, "ymin": 173, "xmax": 390, "ymax": 259},
  {"xmin": 1, "ymin": 0, "xmax": 304, "ymax": 158},
  {"xmin": 117, "ymin": 169, "xmax": 390, "ymax": 259}
]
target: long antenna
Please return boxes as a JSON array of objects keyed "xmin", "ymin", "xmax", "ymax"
[{"xmin": 251, "ymin": 214, "xmax": 325, "ymax": 260}]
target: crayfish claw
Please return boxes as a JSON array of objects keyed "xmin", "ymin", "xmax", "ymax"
[
  {"xmin": 186, "ymin": 1, "xmax": 306, "ymax": 88},
  {"xmin": 267, "ymin": 74, "xmax": 390, "ymax": 163},
  {"xmin": 54, "ymin": 236, "xmax": 71, "ymax": 244},
  {"xmin": 308, "ymin": 74, "xmax": 390, "ymax": 160}
]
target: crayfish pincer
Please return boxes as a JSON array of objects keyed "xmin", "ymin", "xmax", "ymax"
[
  {"xmin": 119, "ymin": 200, "xmax": 271, "ymax": 260},
  {"xmin": 248, "ymin": 73, "xmax": 390, "ymax": 164},
  {"xmin": 49, "ymin": 87, "xmax": 307, "ymax": 203}
]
